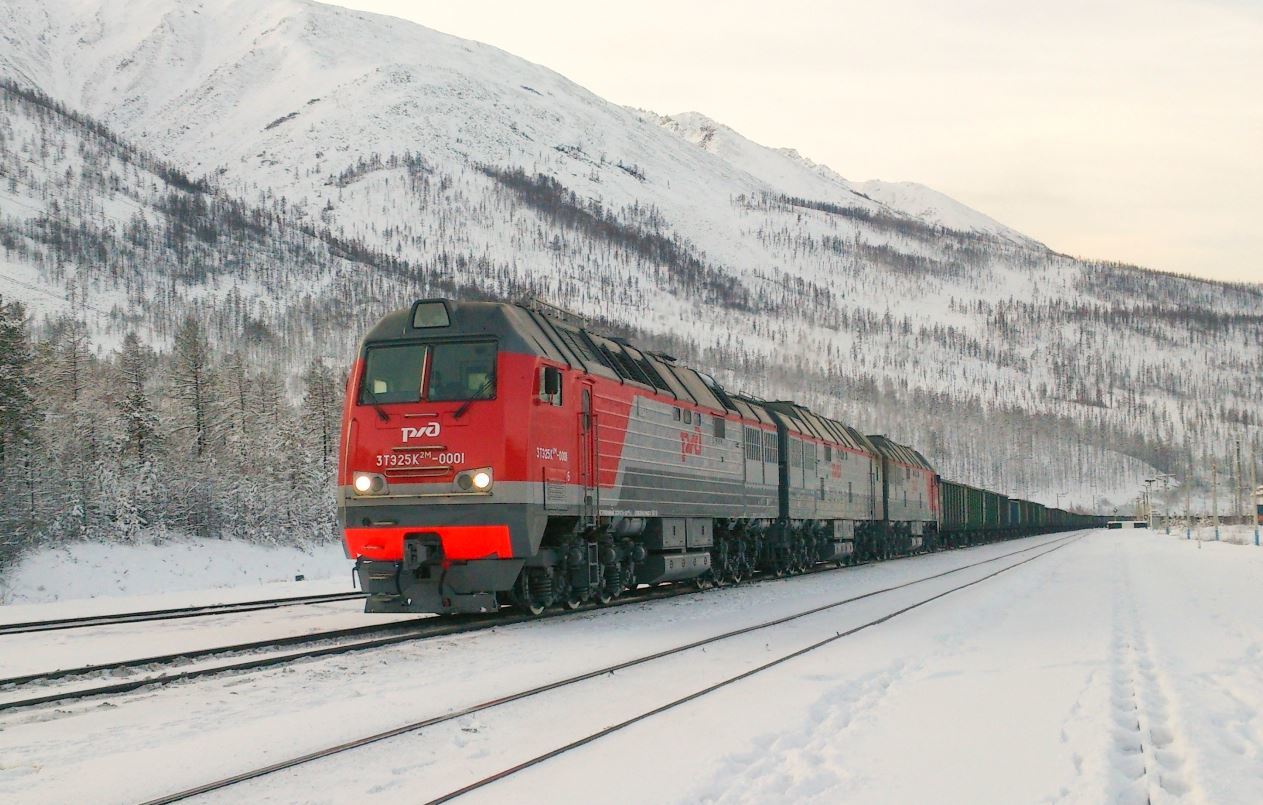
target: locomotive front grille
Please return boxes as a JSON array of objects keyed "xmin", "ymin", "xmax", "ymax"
[{"xmin": 384, "ymin": 466, "xmax": 452, "ymax": 478}]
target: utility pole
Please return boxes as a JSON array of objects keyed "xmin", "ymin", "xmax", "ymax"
[
  {"xmin": 1161, "ymin": 474, "xmax": 1171, "ymax": 534},
  {"xmin": 1212, "ymin": 460, "xmax": 1220, "ymax": 541},
  {"xmin": 1185, "ymin": 465, "xmax": 1192, "ymax": 540},
  {"xmin": 1252, "ymin": 451, "xmax": 1259, "ymax": 547},
  {"xmin": 1234, "ymin": 438, "xmax": 1243, "ymax": 527},
  {"xmin": 1144, "ymin": 479, "xmax": 1154, "ymax": 528}
]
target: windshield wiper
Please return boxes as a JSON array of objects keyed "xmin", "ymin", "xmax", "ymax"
[
  {"xmin": 362, "ymin": 385, "xmax": 390, "ymax": 422},
  {"xmin": 453, "ymin": 373, "xmax": 495, "ymax": 419}
]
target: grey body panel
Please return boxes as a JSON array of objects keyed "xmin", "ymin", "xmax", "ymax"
[
  {"xmin": 594, "ymin": 392, "xmax": 779, "ymax": 521},
  {"xmin": 867, "ymin": 434, "xmax": 937, "ymax": 526},
  {"xmin": 763, "ymin": 401, "xmax": 883, "ymax": 525}
]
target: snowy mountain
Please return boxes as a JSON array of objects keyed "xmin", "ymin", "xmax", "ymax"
[
  {"xmin": 653, "ymin": 110, "xmax": 1033, "ymax": 244},
  {"xmin": 1, "ymin": 0, "xmax": 1260, "ymax": 515}
]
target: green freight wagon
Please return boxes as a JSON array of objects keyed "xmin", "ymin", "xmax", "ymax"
[{"xmin": 937, "ymin": 479, "xmax": 987, "ymax": 547}]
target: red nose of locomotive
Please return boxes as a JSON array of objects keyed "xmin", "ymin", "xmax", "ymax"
[
  {"xmin": 339, "ymin": 319, "xmax": 516, "ymax": 567},
  {"xmin": 346, "ymin": 405, "xmax": 500, "ymax": 511},
  {"xmin": 341, "ymin": 401, "xmax": 510, "ymax": 561}
]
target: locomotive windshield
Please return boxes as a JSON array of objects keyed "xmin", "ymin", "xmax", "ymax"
[{"xmin": 359, "ymin": 341, "xmax": 496, "ymax": 404}]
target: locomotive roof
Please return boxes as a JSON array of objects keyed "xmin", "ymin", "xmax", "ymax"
[
  {"xmin": 866, "ymin": 434, "xmax": 937, "ymax": 472},
  {"xmin": 762, "ymin": 401, "xmax": 876, "ymax": 454},
  {"xmin": 365, "ymin": 299, "xmax": 774, "ymax": 422}
]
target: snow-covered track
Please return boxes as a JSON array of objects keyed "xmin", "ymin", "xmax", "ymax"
[
  {"xmin": 425, "ymin": 533, "xmax": 1084, "ymax": 804},
  {"xmin": 0, "ymin": 591, "xmax": 368, "ymax": 636},
  {"xmin": 1, "ymin": 617, "xmax": 429, "ymax": 688},
  {"xmin": 0, "ymin": 540, "xmax": 978, "ymax": 711},
  {"xmin": 0, "ymin": 615, "xmax": 464, "ymax": 712},
  {"xmin": 136, "ymin": 532, "xmax": 1084, "ymax": 805},
  {"xmin": 0, "ymin": 582, "xmax": 705, "ymax": 712}
]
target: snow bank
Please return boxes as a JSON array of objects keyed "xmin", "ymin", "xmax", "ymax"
[
  {"xmin": 1156, "ymin": 523, "xmax": 1262, "ymax": 546},
  {"xmin": 0, "ymin": 537, "xmax": 350, "ymax": 605}
]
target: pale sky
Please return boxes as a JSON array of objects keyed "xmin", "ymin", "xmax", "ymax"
[{"xmin": 336, "ymin": 0, "xmax": 1261, "ymax": 284}]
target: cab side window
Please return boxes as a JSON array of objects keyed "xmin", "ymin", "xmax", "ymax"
[{"xmin": 539, "ymin": 366, "xmax": 563, "ymax": 406}]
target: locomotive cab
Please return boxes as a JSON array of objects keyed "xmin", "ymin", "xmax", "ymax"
[{"xmin": 340, "ymin": 300, "xmax": 555, "ymax": 613}]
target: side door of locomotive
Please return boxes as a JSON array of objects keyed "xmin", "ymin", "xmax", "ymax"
[
  {"xmin": 743, "ymin": 425, "xmax": 762, "ymax": 492},
  {"xmin": 578, "ymin": 381, "xmax": 598, "ymax": 524}
]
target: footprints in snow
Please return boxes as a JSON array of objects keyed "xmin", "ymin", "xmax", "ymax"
[{"xmin": 1108, "ymin": 578, "xmax": 1190, "ymax": 803}]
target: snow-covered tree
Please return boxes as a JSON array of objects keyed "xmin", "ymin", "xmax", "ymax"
[
  {"xmin": 115, "ymin": 332, "xmax": 158, "ymax": 466},
  {"xmin": 168, "ymin": 315, "xmax": 219, "ymax": 459},
  {"xmin": 302, "ymin": 358, "xmax": 342, "ymax": 470}
]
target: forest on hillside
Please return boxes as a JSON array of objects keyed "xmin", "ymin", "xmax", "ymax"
[{"xmin": 0, "ymin": 296, "xmax": 341, "ymax": 565}]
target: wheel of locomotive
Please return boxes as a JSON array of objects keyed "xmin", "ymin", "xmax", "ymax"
[
  {"xmin": 709, "ymin": 542, "xmax": 728, "ymax": 588},
  {"xmin": 807, "ymin": 535, "xmax": 823, "ymax": 570},
  {"xmin": 737, "ymin": 533, "xmax": 757, "ymax": 578},
  {"xmin": 799, "ymin": 534, "xmax": 811, "ymax": 572},
  {"xmin": 737, "ymin": 535, "xmax": 752, "ymax": 581},
  {"xmin": 509, "ymin": 569, "xmax": 547, "ymax": 616},
  {"xmin": 770, "ymin": 549, "xmax": 787, "ymax": 578},
  {"xmin": 595, "ymin": 562, "xmax": 622, "ymax": 605},
  {"xmin": 621, "ymin": 558, "xmax": 637, "ymax": 595},
  {"xmin": 551, "ymin": 562, "xmax": 580, "ymax": 610},
  {"xmin": 778, "ymin": 549, "xmax": 793, "ymax": 577}
]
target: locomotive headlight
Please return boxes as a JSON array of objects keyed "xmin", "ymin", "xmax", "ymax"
[
  {"xmin": 352, "ymin": 472, "xmax": 387, "ymax": 495},
  {"xmin": 456, "ymin": 468, "xmax": 493, "ymax": 492}
]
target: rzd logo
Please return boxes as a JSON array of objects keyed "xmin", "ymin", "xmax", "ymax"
[
  {"xmin": 401, "ymin": 422, "xmax": 441, "ymax": 442},
  {"xmin": 679, "ymin": 431, "xmax": 702, "ymax": 461}
]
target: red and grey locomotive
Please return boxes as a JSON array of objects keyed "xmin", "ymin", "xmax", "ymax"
[{"xmin": 338, "ymin": 298, "xmax": 943, "ymax": 615}]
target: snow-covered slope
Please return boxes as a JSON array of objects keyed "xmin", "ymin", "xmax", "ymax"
[
  {"xmin": 1, "ymin": 0, "xmax": 1260, "ymax": 511},
  {"xmin": 0, "ymin": 0, "xmax": 1032, "ymax": 257},
  {"xmin": 654, "ymin": 110, "xmax": 1033, "ymax": 243}
]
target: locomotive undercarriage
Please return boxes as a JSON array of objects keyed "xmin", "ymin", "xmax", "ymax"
[
  {"xmin": 505, "ymin": 516, "xmax": 875, "ymax": 615},
  {"xmin": 361, "ymin": 514, "xmax": 950, "ymax": 616},
  {"xmin": 361, "ymin": 511, "xmax": 945, "ymax": 616},
  {"xmin": 510, "ymin": 525, "xmax": 650, "ymax": 615}
]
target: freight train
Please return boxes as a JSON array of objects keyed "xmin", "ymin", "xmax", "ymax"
[{"xmin": 339, "ymin": 299, "xmax": 1103, "ymax": 615}]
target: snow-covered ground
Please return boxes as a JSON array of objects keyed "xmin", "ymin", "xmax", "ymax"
[
  {"xmin": 1174, "ymin": 523, "xmax": 1262, "ymax": 546},
  {"xmin": 0, "ymin": 537, "xmax": 349, "ymax": 607},
  {"xmin": 3, "ymin": 529, "xmax": 1262, "ymax": 804}
]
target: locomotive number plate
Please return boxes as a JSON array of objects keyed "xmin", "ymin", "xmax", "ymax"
[{"xmin": 376, "ymin": 451, "xmax": 464, "ymax": 468}]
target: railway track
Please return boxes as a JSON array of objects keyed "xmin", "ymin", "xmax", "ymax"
[
  {"xmin": 1, "ymin": 576, "xmax": 745, "ymax": 712},
  {"xmin": 0, "ymin": 534, "xmax": 1075, "ymax": 714},
  {"xmin": 0, "ymin": 540, "xmax": 980, "ymax": 711},
  {"xmin": 134, "ymin": 531, "xmax": 1086, "ymax": 805},
  {"xmin": 0, "ymin": 590, "xmax": 367, "ymax": 636}
]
